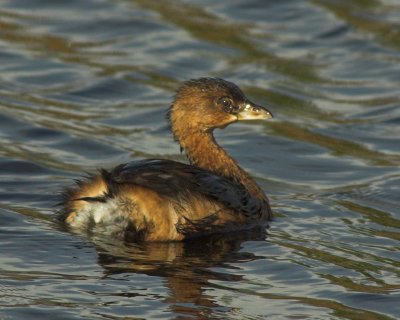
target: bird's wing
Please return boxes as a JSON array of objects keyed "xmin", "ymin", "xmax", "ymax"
[{"xmin": 108, "ymin": 159, "xmax": 262, "ymax": 217}]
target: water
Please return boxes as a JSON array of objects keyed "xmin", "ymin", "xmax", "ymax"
[{"xmin": 1, "ymin": 0, "xmax": 399, "ymax": 319}]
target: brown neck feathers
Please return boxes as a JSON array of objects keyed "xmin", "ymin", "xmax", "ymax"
[{"xmin": 176, "ymin": 128, "xmax": 267, "ymax": 202}]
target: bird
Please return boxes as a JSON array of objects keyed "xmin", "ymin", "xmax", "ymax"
[{"xmin": 60, "ymin": 77, "xmax": 273, "ymax": 241}]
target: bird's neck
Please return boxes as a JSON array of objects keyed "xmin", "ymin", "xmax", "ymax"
[{"xmin": 178, "ymin": 130, "xmax": 266, "ymax": 200}]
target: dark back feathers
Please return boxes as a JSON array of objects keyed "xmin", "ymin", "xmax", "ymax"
[{"xmin": 109, "ymin": 159, "xmax": 263, "ymax": 217}]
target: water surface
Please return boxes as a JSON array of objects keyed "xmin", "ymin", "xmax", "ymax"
[{"xmin": 0, "ymin": 0, "xmax": 399, "ymax": 319}]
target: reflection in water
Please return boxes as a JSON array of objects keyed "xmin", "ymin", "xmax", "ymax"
[
  {"xmin": 92, "ymin": 230, "xmax": 267, "ymax": 318},
  {"xmin": 83, "ymin": 224, "xmax": 399, "ymax": 320}
]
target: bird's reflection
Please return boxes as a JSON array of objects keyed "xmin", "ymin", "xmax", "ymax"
[{"xmin": 90, "ymin": 227, "xmax": 268, "ymax": 318}]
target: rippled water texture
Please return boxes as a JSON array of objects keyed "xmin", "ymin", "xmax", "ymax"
[{"xmin": 1, "ymin": 0, "xmax": 399, "ymax": 319}]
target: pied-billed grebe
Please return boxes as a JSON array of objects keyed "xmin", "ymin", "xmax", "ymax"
[{"xmin": 60, "ymin": 78, "xmax": 273, "ymax": 241}]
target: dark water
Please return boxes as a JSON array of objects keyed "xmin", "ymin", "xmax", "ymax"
[{"xmin": 1, "ymin": 0, "xmax": 399, "ymax": 319}]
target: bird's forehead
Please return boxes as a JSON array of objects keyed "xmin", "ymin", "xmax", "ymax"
[{"xmin": 224, "ymin": 82, "xmax": 246, "ymax": 100}]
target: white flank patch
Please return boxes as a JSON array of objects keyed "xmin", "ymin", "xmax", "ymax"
[{"xmin": 68, "ymin": 199, "xmax": 132, "ymax": 238}]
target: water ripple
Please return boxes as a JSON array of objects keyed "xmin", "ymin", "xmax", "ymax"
[{"xmin": 0, "ymin": 0, "xmax": 399, "ymax": 319}]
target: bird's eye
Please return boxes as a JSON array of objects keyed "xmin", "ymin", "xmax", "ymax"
[
  {"xmin": 219, "ymin": 97, "xmax": 235, "ymax": 113},
  {"xmin": 220, "ymin": 97, "xmax": 231, "ymax": 107}
]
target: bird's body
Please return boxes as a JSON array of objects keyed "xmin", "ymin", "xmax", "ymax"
[{"xmin": 60, "ymin": 78, "xmax": 273, "ymax": 241}]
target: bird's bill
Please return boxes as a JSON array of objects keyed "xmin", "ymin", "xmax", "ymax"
[{"xmin": 237, "ymin": 102, "xmax": 273, "ymax": 120}]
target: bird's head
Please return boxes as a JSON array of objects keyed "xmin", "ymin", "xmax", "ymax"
[{"xmin": 169, "ymin": 78, "xmax": 273, "ymax": 135}]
